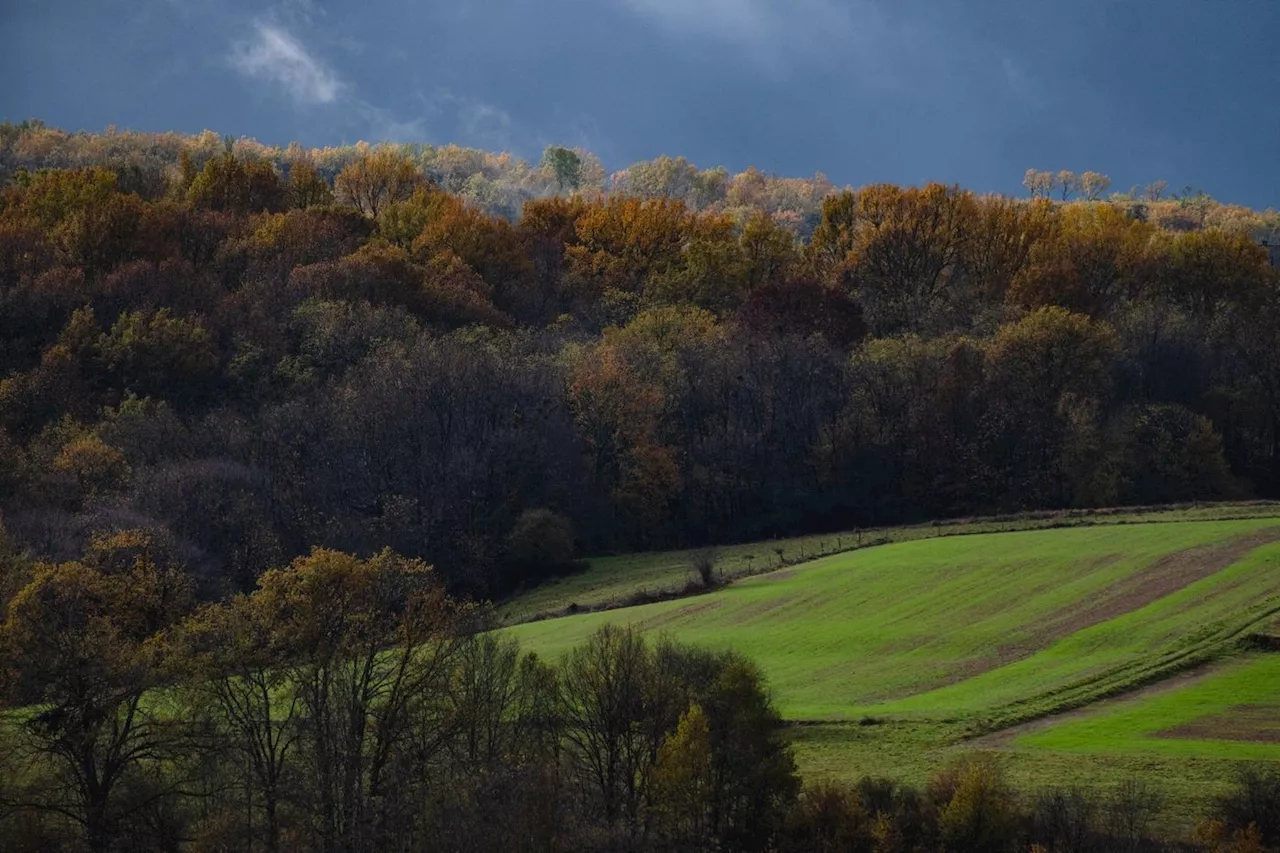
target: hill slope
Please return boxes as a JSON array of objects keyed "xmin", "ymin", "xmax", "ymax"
[
  {"xmin": 507, "ymin": 516, "xmax": 1280, "ymax": 832},
  {"xmin": 509, "ymin": 519, "xmax": 1280, "ymax": 724}
]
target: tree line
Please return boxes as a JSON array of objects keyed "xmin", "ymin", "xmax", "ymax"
[
  {"xmin": 0, "ymin": 532, "xmax": 797, "ymax": 851},
  {"xmin": 2, "ymin": 129, "xmax": 1280, "ymax": 601}
]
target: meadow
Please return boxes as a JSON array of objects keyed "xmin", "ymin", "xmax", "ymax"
[
  {"xmin": 500, "ymin": 502, "xmax": 1280, "ymax": 623},
  {"xmin": 505, "ymin": 509, "xmax": 1280, "ymax": 834}
]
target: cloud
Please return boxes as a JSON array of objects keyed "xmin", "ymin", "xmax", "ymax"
[
  {"xmin": 619, "ymin": 0, "xmax": 773, "ymax": 42},
  {"xmin": 223, "ymin": 15, "xmax": 521, "ymax": 149},
  {"xmin": 1001, "ymin": 56, "xmax": 1044, "ymax": 108},
  {"xmin": 459, "ymin": 102, "xmax": 513, "ymax": 149},
  {"xmin": 619, "ymin": 0, "xmax": 863, "ymax": 50},
  {"xmin": 355, "ymin": 100, "xmax": 430, "ymax": 143},
  {"xmin": 229, "ymin": 22, "xmax": 342, "ymax": 106},
  {"xmin": 415, "ymin": 89, "xmax": 516, "ymax": 149},
  {"xmin": 616, "ymin": 0, "xmax": 899, "ymax": 80}
]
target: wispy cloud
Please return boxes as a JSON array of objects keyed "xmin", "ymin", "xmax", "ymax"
[
  {"xmin": 354, "ymin": 100, "xmax": 429, "ymax": 143},
  {"xmin": 617, "ymin": 0, "xmax": 899, "ymax": 81},
  {"xmin": 224, "ymin": 14, "xmax": 522, "ymax": 148},
  {"xmin": 415, "ymin": 89, "xmax": 516, "ymax": 149},
  {"xmin": 229, "ymin": 22, "xmax": 342, "ymax": 106},
  {"xmin": 620, "ymin": 0, "xmax": 773, "ymax": 43},
  {"xmin": 1001, "ymin": 56, "xmax": 1044, "ymax": 108}
]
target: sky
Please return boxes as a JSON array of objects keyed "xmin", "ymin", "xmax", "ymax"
[{"xmin": 2, "ymin": 0, "xmax": 1278, "ymax": 208}]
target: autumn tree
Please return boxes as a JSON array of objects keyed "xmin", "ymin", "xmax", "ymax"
[
  {"xmin": 1162, "ymin": 229, "xmax": 1268, "ymax": 317},
  {"xmin": 187, "ymin": 151, "xmax": 286, "ymax": 214},
  {"xmin": 560, "ymin": 625, "xmax": 671, "ymax": 836},
  {"xmin": 982, "ymin": 306, "xmax": 1120, "ymax": 508},
  {"xmin": 0, "ymin": 531, "xmax": 194, "ymax": 852},
  {"xmin": 1057, "ymin": 170, "xmax": 1080, "ymax": 201},
  {"xmin": 563, "ymin": 196, "xmax": 694, "ymax": 307},
  {"xmin": 98, "ymin": 307, "xmax": 220, "ymax": 403},
  {"xmin": 930, "ymin": 757, "xmax": 1021, "ymax": 853},
  {"xmin": 287, "ymin": 159, "xmax": 335, "ymax": 209},
  {"xmin": 335, "ymin": 147, "xmax": 425, "ymax": 217},
  {"xmin": 568, "ymin": 306, "xmax": 726, "ymax": 541},
  {"xmin": 250, "ymin": 547, "xmax": 463, "ymax": 852},
  {"xmin": 1080, "ymin": 170, "xmax": 1112, "ymax": 201},
  {"xmin": 174, "ymin": 592, "xmax": 304, "ymax": 852},
  {"xmin": 845, "ymin": 183, "xmax": 979, "ymax": 335},
  {"xmin": 1022, "ymin": 169, "xmax": 1054, "ymax": 199},
  {"xmin": 808, "ymin": 189, "xmax": 859, "ymax": 280},
  {"xmin": 650, "ymin": 704, "xmax": 715, "ymax": 848},
  {"xmin": 1010, "ymin": 203, "xmax": 1162, "ymax": 316}
]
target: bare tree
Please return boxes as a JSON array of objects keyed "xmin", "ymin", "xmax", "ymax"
[
  {"xmin": 1057, "ymin": 170, "xmax": 1080, "ymax": 201},
  {"xmin": 1022, "ymin": 169, "xmax": 1054, "ymax": 199},
  {"xmin": 1080, "ymin": 171, "xmax": 1111, "ymax": 201}
]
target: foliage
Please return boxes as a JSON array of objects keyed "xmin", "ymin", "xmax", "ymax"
[{"xmin": 1, "ymin": 121, "xmax": 1279, "ymax": 615}]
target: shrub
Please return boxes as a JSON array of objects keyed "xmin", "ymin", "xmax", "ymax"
[
  {"xmin": 1031, "ymin": 786, "xmax": 1098, "ymax": 853},
  {"xmin": 930, "ymin": 756, "xmax": 1022, "ymax": 853},
  {"xmin": 784, "ymin": 782, "xmax": 874, "ymax": 853},
  {"xmin": 691, "ymin": 547, "xmax": 720, "ymax": 588},
  {"xmin": 506, "ymin": 508, "xmax": 576, "ymax": 582},
  {"xmin": 1212, "ymin": 767, "xmax": 1280, "ymax": 847}
]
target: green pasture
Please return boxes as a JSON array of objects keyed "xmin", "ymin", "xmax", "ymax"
[
  {"xmin": 498, "ymin": 502, "xmax": 1280, "ymax": 624},
  {"xmin": 506, "ymin": 513, "xmax": 1280, "ymax": 834},
  {"xmin": 1017, "ymin": 652, "xmax": 1280, "ymax": 760},
  {"xmin": 508, "ymin": 519, "xmax": 1280, "ymax": 723}
]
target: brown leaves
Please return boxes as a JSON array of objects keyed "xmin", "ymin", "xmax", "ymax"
[{"xmin": 334, "ymin": 147, "xmax": 425, "ymax": 217}]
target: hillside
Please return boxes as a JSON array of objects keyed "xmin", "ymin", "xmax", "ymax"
[
  {"xmin": 5, "ymin": 125, "xmax": 1280, "ymax": 848},
  {"xmin": 507, "ymin": 515, "xmax": 1280, "ymax": 829},
  {"xmin": 4, "ymin": 126, "xmax": 1280, "ymax": 607}
]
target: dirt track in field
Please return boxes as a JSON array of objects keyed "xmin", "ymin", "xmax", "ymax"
[
  {"xmin": 887, "ymin": 527, "xmax": 1280, "ymax": 702},
  {"xmin": 1157, "ymin": 704, "xmax": 1280, "ymax": 744},
  {"xmin": 1036, "ymin": 527, "xmax": 1280, "ymax": 641},
  {"xmin": 969, "ymin": 664, "xmax": 1220, "ymax": 748}
]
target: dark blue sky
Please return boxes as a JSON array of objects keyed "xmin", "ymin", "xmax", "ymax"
[{"xmin": 3, "ymin": 0, "xmax": 1278, "ymax": 207}]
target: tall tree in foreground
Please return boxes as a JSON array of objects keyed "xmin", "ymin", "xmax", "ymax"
[
  {"xmin": 251, "ymin": 547, "xmax": 465, "ymax": 852},
  {"xmin": 174, "ymin": 592, "xmax": 304, "ymax": 852},
  {"xmin": 0, "ymin": 531, "xmax": 194, "ymax": 852}
]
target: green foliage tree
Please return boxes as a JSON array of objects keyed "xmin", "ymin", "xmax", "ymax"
[{"xmin": 541, "ymin": 145, "xmax": 583, "ymax": 192}]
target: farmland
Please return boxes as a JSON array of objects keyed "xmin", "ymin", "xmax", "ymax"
[{"xmin": 506, "ymin": 512, "xmax": 1280, "ymax": 832}]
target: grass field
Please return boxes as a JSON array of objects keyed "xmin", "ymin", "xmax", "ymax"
[
  {"xmin": 1016, "ymin": 652, "xmax": 1280, "ymax": 760},
  {"xmin": 504, "ymin": 510, "xmax": 1280, "ymax": 834},
  {"xmin": 499, "ymin": 502, "xmax": 1280, "ymax": 624},
  {"xmin": 509, "ymin": 519, "xmax": 1280, "ymax": 722}
]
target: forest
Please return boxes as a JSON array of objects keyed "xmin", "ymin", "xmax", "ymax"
[
  {"xmin": 1, "ymin": 122, "xmax": 1279, "ymax": 601},
  {"xmin": 2, "ymin": 122, "xmax": 1280, "ymax": 849}
]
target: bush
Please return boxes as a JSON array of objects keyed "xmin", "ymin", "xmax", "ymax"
[
  {"xmin": 691, "ymin": 547, "xmax": 720, "ymax": 588},
  {"xmin": 930, "ymin": 756, "xmax": 1022, "ymax": 853},
  {"xmin": 1212, "ymin": 767, "xmax": 1280, "ymax": 847},
  {"xmin": 784, "ymin": 782, "xmax": 874, "ymax": 853},
  {"xmin": 1031, "ymin": 786, "xmax": 1098, "ymax": 853},
  {"xmin": 505, "ymin": 508, "xmax": 576, "ymax": 584}
]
